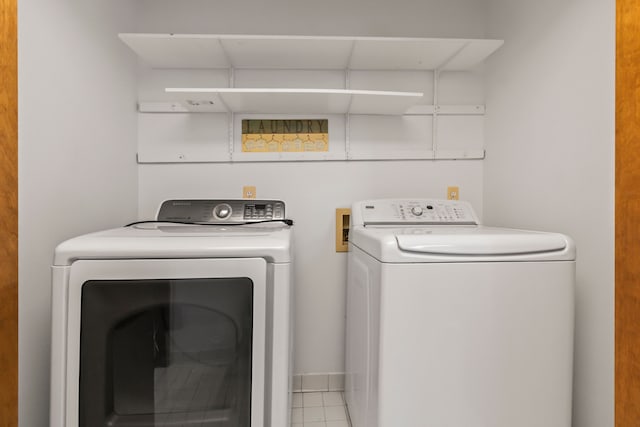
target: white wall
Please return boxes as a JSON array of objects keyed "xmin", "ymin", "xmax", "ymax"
[
  {"xmin": 18, "ymin": 0, "xmax": 139, "ymax": 426},
  {"xmin": 133, "ymin": 0, "xmax": 487, "ymax": 38},
  {"xmin": 484, "ymin": 1, "xmax": 615, "ymax": 426},
  {"xmin": 133, "ymin": 0, "xmax": 490, "ymax": 377}
]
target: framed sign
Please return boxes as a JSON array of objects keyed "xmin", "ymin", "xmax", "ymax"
[{"xmin": 241, "ymin": 119, "xmax": 329, "ymax": 153}]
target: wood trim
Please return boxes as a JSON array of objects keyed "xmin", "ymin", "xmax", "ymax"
[
  {"xmin": 0, "ymin": 0, "xmax": 18, "ymax": 424},
  {"xmin": 616, "ymin": 0, "xmax": 640, "ymax": 426}
]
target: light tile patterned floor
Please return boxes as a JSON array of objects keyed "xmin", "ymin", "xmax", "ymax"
[{"xmin": 291, "ymin": 391, "xmax": 352, "ymax": 427}]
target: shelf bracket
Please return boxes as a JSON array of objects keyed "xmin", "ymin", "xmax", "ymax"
[
  {"xmin": 345, "ymin": 69, "xmax": 351, "ymax": 160},
  {"xmin": 228, "ymin": 67, "xmax": 235, "ymax": 161},
  {"xmin": 432, "ymin": 70, "xmax": 440, "ymax": 153},
  {"xmin": 229, "ymin": 112, "xmax": 234, "ymax": 161}
]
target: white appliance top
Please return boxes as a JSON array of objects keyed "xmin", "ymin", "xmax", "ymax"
[
  {"xmin": 350, "ymin": 199, "xmax": 575, "ymax": 263},
  {"xmin": 53, "ymin": 199, "xmax": 293, "ymax": 265}
]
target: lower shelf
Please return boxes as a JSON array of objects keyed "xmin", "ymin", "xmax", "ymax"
[{"xmin": 136, "ymin": 149, "xmax": 485, "ymax": 163}]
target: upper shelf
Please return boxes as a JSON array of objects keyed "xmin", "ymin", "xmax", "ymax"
[
  {"xmin": 119, "ymin": 33, "xmax": 504, "ymax": 71},
  {"xmin": 156, "ymin": 88, "xmax": 423, "ymax": 114}
]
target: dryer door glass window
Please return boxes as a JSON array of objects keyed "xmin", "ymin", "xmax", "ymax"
[{"xmin": 79, "ymin": 278, "xmax": 253, "ymax": 427}]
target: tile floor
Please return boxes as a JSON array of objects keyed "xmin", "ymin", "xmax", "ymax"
[{"xmin": 291, "ymin": 391, "xmax": 352, "ymax": 427}]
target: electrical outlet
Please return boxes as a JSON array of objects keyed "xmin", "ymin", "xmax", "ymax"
[
  {"xmin": 243, "ymin": 186, "xmax": 257, "ymax": 199},
  {"xmin": 336, "ymin": 208, "xmax": 351, "ymax": 252},
  {"xmin": 447, "ymin": 186, "xmax": 459, "ymax": 200}
]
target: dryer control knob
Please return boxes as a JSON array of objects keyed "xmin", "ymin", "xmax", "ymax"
[
  {"xmin": 213, "ymin": 203, "xmax": 232, "ymax": 220},
  {"xmin": 411, "ymin": 206, "xmax": 424, "ymax": 216}
]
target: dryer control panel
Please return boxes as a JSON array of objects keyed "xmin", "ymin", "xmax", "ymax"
[
  {"xmin": 157, "ymin": 199, "xmax": 286, "ymax": 223},
  {"xmin": 354, "ymin": 199, "xmax": 479, "ymax": 226}
]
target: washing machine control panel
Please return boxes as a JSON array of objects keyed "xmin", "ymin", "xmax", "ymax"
[
  {"xmin": 158, "ymin": 199, "xmax": 286, "ymax": 223},
  {"xmin": 359, "ymin": 199, "xmax": 478, "ymax": 225}
]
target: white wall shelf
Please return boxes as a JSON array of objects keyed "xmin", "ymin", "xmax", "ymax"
[
  {"xmin": 156, "ymin": 88, "xmax": 424, "ymax": 115},
  {"xmin": 123, "ymin": 33, "xmax": 503, "ymax": 162},
  {"xmin": 136, "ymin": 150, "xmax": 486, "ymax": 163},
  {"xmin": 138, "ymin": 100, "xmax": 485, "ymax": 116},
  {"xmin": 119, "ymin": 33, "xmax": 503, "ymax": 71}
]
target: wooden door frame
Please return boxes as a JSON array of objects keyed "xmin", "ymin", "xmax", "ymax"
[
  {"xmin": 0, "ymin": 0, "xmax": 18, "ymax": 424},
  {"xmin": 616, "ymin": 0, "xmax": 640, "ymax": 426}
]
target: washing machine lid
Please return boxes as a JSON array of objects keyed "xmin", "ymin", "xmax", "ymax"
[
  {"xmin": 53, "ymin": 222, "xmax": 292, "ymax": 265},
  {"xmin": 395, "ymin": 227, "xmax": 568, "ymax": 255},
  {"xmin": 350, "ymin": 198, "xmax": 575, "ymax": 263},
  {"xmin": 350, "ymin": 226, "xmax": 575, "ymax": 263}
]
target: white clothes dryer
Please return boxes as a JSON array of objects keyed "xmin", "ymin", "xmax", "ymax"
[
  {"xmin": 345, "ymin": 199, "xmax": 575, "ymax": 427},
  {"xmin": 50, "ymin": 199, "xmax": 293, "ymax": 427}
]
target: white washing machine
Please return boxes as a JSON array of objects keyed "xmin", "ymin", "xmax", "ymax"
[
  {"xmin": 50, "ymin": 199, "xmax": 293, "ymax": 427},
  {"xmin": 345, "ymin": 199, "xmax": 575, "ymax": 427}
]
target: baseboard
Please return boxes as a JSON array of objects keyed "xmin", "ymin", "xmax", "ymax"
[{"xmin": 292, "ymin": 373, "xmax": 345, "ymax": 392}]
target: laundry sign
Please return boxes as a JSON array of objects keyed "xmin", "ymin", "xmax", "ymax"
[{"xmin": 241, "ymin": 119, "xmax": 329, "ymax": 152}]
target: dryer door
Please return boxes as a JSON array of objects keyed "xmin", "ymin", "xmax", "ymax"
[{"xmin": 64, "ymin": 258, "xmax": 267, "ymax": 427}]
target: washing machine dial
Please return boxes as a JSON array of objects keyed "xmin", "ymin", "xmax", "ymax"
[
  {"xmin": 213, "ymin": 203, "xmax": 232, "ymax": 220},
  {"xmin": 411, "ymin": 206, "xmax": 424, "ymax": 216}
]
